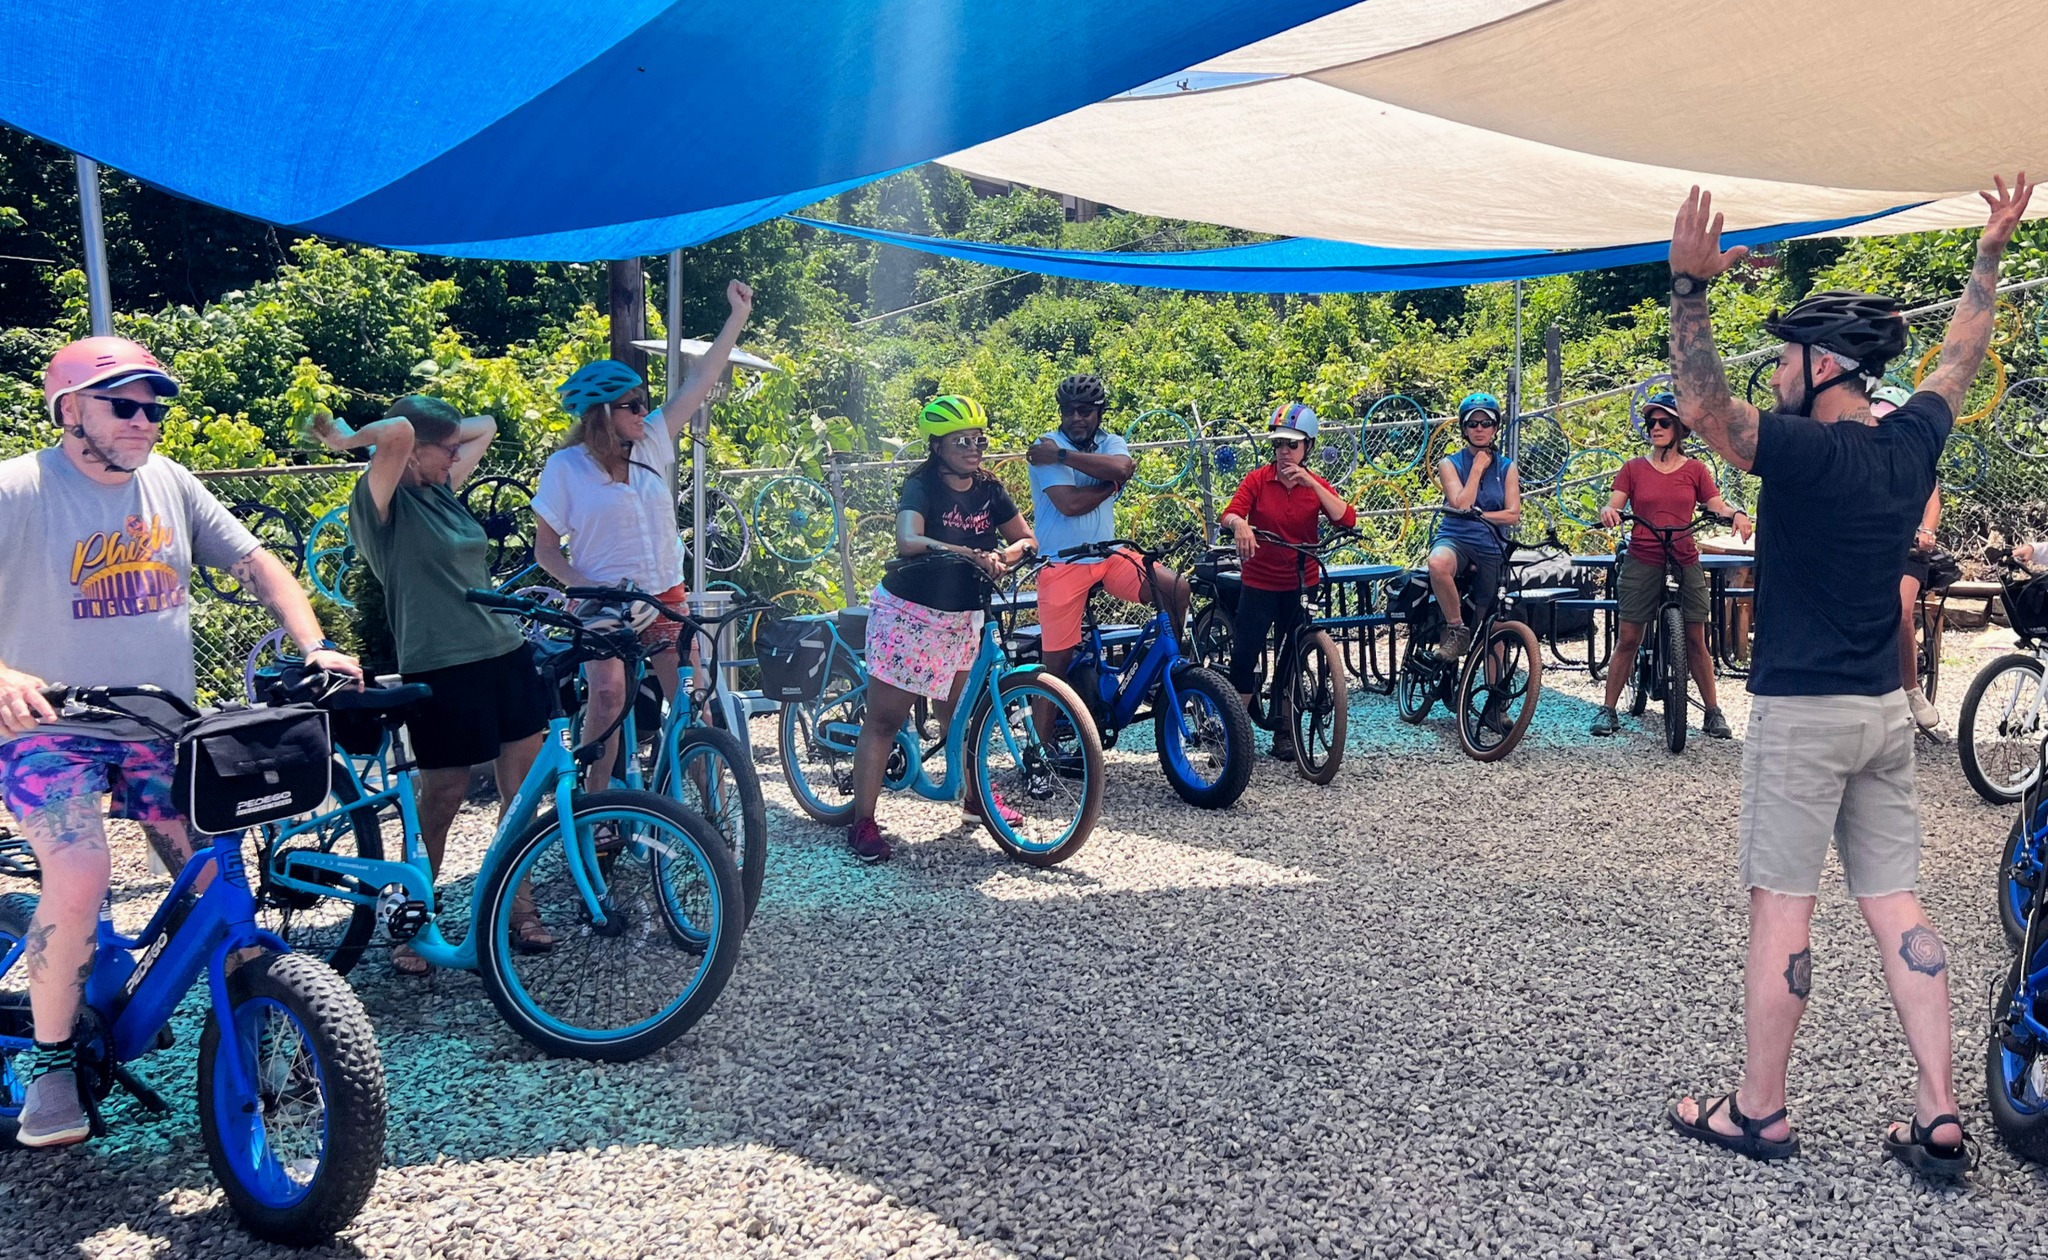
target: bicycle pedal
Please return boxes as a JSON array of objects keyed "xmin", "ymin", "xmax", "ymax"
[{"xmin": 376, "ymin": 885, "xmax": 430, "ymax": 942}]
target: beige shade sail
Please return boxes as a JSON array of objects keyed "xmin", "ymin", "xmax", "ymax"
[{"xmin": 943, "ymin": 0, "xmax": 2048, "ymax": 250}]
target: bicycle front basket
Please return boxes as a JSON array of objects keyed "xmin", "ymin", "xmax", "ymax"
[
  {"xmin": 2008, "ymin": 573, "xmax": 2048, "ymax": 640},
  {"xmin": 174, "ymin": 706, "xmax": 332, "ymax": 835},
  {"xmin": 758, "ymin": 616, "xmax": 835, "ymax": 703}
]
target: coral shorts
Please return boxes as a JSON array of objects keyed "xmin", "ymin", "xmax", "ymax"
[{"xmin": 1036, "ymin": 551, "xmax": 1150, "ymax": 652}]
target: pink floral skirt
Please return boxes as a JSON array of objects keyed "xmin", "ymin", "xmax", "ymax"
[{"xmin": 866, "ymin": 586, "xmax": 983, "ymax": 700}]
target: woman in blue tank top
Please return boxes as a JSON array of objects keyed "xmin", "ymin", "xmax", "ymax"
[{"xmin": 1425, "ymin": 391, "xmax": 1521, "ymax": 660}]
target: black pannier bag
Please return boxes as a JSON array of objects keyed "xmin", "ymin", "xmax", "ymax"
[
  {"xmin": 174, "ymin": 706, "xmax": 332, "ymax": 835},
  {"xmin": 1388, "ymin": 569, "xmax": 1434, "ymax": 624},
  {"xmin": 2009, "ymin": 571, "xmax": 2048, "ymax": 640},
  {"xmin": 758, "ymin": 617, "xmax": 835, "ymax": 702}
]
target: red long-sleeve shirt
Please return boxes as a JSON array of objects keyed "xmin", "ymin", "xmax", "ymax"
[{"xmin": 1224, "ymin": 464, "xmax": 1357, "ymax": 591}]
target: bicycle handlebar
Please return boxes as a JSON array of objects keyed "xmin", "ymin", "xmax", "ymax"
[{"xmin": 1613, "ymin": 511, "xmax": 1731, "ymax": 540}]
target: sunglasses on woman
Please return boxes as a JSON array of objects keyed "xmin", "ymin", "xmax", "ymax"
[
  {"xmin": 1461, "ymin": 417, "xmax": 1498, "ymax": 431},
  {"xmin": 609, "ymin": 397, "xmax": 650, "ymax": 415},
  {"xmin": 1271, "ymin": 438, "xmax": 1303, "ymax": 451},
  {"xmin": 88, "ymin": 393, "xmax": 171, "ymax": 424},
  {"xmin": 943, "ymin": 432, "xmax": 990, "ymax": 450},
  {"xmin": 1647, "ymin": 414, "xmax": 1680, "ymax": 429}
]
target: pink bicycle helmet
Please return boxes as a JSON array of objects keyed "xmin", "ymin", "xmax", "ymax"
[{"xmin": 44, "ymin": 336, "xmax": 179, "ymax": 420}]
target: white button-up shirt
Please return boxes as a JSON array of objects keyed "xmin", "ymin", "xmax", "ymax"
[{"xmin": 533, "ymin": 413, "xmax": 684, "ymax": 592}]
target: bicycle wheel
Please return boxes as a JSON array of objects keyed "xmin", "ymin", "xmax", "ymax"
[
  {"xmin": 201, "ymin": 500, "xmax": 305, "ymax": 606},
  {"xmin": 777, "ymin": 653, "xmax": 865, "ymax": 825},
  {"xmin": 197, "ymin": 952, "xmax": 385, "ymax": 1244},
  {"xmin": 1456, "ymin": 620, "xmax": 1542, "ymax": 761},
  {"xmin": 1625, "ymin": 641, "xmax": 1652, "ymax": 718},
  {"xmin": 846, "ymin": 509, "xmax": 899, "ymax": 596},
  {"xmin": 1960, "ymin": 654, "xmax": 2048, "ymax": 805},
  {"xmin": 966, "ymin": 669, "xmax": 1104, "ymax": 867},
  {"xmin": 1915, "ymin": 342, "xmax": 2006, "ymax": 424},
  {"xmin": 1154, "ymin": 664, "xmax": 1254, "ymax": 808},
  {"xmin": 1917, "ymin": 613, "xmax": 1941, "ymax": 704},
  {"xmin": 678, "ymin": 482, "xmax": 752, "ymax": 575},
  {"xmin": 656, "ymin": 725, "xmax": 766, "ymax": 923},
  {"xmin": 474, "ymin": 790, "xmax": 744, "ymax": 1061},
  {"xmin": 249, "ymin": 766, "xmax": 385, "ymax": 977},
  {"xmin": 1662, "ymin": 605, "xmax": 1688, "ymax": 754},
  {"xmin": 1999, "ymin": 376, "xmax": 2048, "ymax": 460},
  {"xmin": 1118, "ymin": 407, "xmax": 1198, "ymax": 490},
  {"xmin": 1513, "ymin": 413, "xmax": 1572, "ymax": 491},
  {"xmin": 751, "ymin": 474, "xmax": 839, "ymax": 565},
  {"xmin": 2000, "ymin": 796, "xmax": 2044, "ymax": 949},
  {"xmin": 1290, "ymin": 630, "xmax": 1348, "ymax": 785},
  {"xmin": 1395, "ymin": 624, "xmax": 1439, "ymax": 724},
  {"xmin": 461, "ymin": 475, "xmax": 537, "ymax": 583},
  {"xmin": 1557, "ymin": 448, "xmax": 1624, "ymax": 527},
  {"xmin": 1312, "ymin": 423, "xmax": 1360, "ymax": 488},
  {"xmin": 1189, "ymin": 605, "xmax": 1237, "ymax": 677},
  {"xmin": 1360, "ymin": 395, "xmax": 1429, "ymax": 477},
  {"xmin": 303, "ymin": 505, "xmax": 355, "ymax": 609},
  {"xmin": 1988, "ymin": 957, "xmax": 2048, "ymax": 1163},
  {"xmin": 1939, "ymin": 430, "xmax": 1989, "ymax": 493}
]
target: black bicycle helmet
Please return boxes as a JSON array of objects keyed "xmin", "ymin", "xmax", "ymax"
[
  {"xmin": 1762, "ymin": 290, "xmax": 1908, "ymax": 367},
  {"xmin": 1056, "ymin": 373, "xmax": 1108, "ymax": 409}
]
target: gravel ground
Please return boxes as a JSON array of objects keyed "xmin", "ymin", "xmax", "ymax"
[{"xmin": 6, "ymin": 624, "xmax": 2048, "ymax": 1259}]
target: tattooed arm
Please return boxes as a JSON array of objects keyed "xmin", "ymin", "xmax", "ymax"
[
  {"xmin": 1921, "ymin": 174, "xmax": 2034, "ymax": 416},
  {"xmin": 1666, "ymin": 187, "xmax": 1762, "ymax": 471},
  {"xmin": 230, "ymin": 548, "xmax": 363, "ymax": 681}
]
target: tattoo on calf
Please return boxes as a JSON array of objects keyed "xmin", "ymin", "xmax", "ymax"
[
  {"xmin": 140, "ymin": 823, "xmax": 192, "ymax": 874},
  {"xmin": 27, "ymin": 795, "xmax": 109, "ymax": 852},
  {"xmin": 1784, "ymin": 948, "xmax": 1812, "ymax": 1000},
  {"xmin": 1899, "ymin": 925, "xmax": 1948, "ymax": 977},
  {"xmin": 23, "ymin": 921, "xmax": 53, "ymax": 981}
]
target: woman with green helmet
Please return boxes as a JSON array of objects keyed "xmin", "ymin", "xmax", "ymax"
[{"xmin": 847, "ymin": 395, "xmax": 1035, "ymax": 863}]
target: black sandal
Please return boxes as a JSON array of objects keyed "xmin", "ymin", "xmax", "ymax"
[
  {"xmin": 1883, "ymin": 1113, "xmax": 1976, "ymax": 1178},
  {"xmin": 1667, "ymin": 1092, "xmax": 1800, "ymax": 1161}
]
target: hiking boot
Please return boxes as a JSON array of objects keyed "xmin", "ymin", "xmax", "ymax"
[
  {"xmin": 1703, "ymin": 707, "xmax": 1733, "ymax": 739},
  {"xmin": 1440, "ymin": 623, "xmax": 1475, "ymax": 658},
  {"xmin": 1480, "ymin": 700, "xmax": 1514, "ymax": 737},
  {"xmin": 1268, "ymin": 734, "xmax": 1297, "ymax": 762},
  {"xmin": 1591, "ymin": 706, "xmax": 1619, "ymax": 737},
  {"xmin": 1907, "ymin": 688, "xmax": 1942, "ymax": 732},
  {"xmin": 16, "ymin": 1068, "xmax": 89, "ymax": 1148},
  {"xmin": 846, "ymin": 818, "xmax": 892, "ymax": 864}
]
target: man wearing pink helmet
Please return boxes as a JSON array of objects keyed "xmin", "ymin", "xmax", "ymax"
[{"xmin": 0, "ymin": 336, "xmax": 359, "ymax": 1148}]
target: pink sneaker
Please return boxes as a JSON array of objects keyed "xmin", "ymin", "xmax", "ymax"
[
  {"xmin": 964, "ymin": 789, "xmax": 1023, "ymax": 830},
  {"xmin": 847, "ymin": 818, "xmax": 892, "ymax": 863}
]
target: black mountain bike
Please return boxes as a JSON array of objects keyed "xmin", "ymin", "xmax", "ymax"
[
  {"xmin": 1611, "ymin": 512, "xmax": 1726, "ymax": 755},
  {"xmin": 1188, "ymin": 528, "xmax": 1356, "ymax": 785},
  {"xmin": 1395, "ymin": 510, "xmax": 1544, "ymax": 762}
]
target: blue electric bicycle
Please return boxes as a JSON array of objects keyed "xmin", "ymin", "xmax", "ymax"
[
  {"xmin": 243, "ymin": 594, "xmax": 747, "ymax": 1061},
  {"xmin": 1992, "ymin": 741, "xmax": 2048, "ymax": 1162},
  {"xmin": 776, "ymin": 551, "xmax": 1106, "ymax": 866},
  {"xmin": 1040, "ymin": 538, "xmax": 1252, "ymax": 808},
  {"xmin": 0, "ymin": 686, "xmax": 386, "ymax": 1244}
]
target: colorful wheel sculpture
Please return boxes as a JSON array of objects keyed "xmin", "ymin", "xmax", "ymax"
[
  {"xmin": 304, "ymin": 504, "xmax": 356, "ymax": 609},
  {"xmin": 201, "ymin": 499, "xmax": 305, "ymax": 607},
  {"xmin": 1116, "ymin": 408, "xmax": 1199, "ymax": 490},
  {"xmin": 1556, "ymin": 447, "xmax": 1626, "ymax": 527},
  {"xmin": 751, "ymin": 475, "xmax": 839, "ymax": 565},
  {"xmin": 461, "ymin": 475, "xmax": 537, "ymax": 584},
  {"xmin": 677, "ymin": 479, "xmax": 752, "ymax": 574},
  {"xmin": 1360, "ymin": 395, "xmax": 1429, "ymax": 477}
]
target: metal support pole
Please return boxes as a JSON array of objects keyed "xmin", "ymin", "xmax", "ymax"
[
  {"xmin": 75, "ymin": 156, "xmax": 113, "ymax": 336},
  {"xmin": 1507, "ymin": 279, "xmax": 1524, "ymax": 462},
  {"xmin": 664, "ymin": 247, "xmax": 684, "ymax": 496},
  {"xmin": 1191, "ymin": 400, "xmax": 1218, "ymax": 543},
  {"xmin": 827, "ymin": 458, "xmax": 859, "ymax": 601}
]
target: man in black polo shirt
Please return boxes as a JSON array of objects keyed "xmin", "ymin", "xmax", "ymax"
[{"xmin": 1661, "ymin": 173, "xmax": 2033, "ymax": 1177}]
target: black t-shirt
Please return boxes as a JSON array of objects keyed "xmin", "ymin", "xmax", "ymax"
[
  {"xmin": 1748, "ymin": 391, "xmax": 1952, "ymax": 696},
  {"xmin": 880, "ymin": 471, "xmax": 1021, "ymax": 612}
]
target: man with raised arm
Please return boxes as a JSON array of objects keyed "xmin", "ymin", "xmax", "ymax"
[{"xmin": 1661, "ymin": 175, "xmax": 2032, "ymax": 1178}]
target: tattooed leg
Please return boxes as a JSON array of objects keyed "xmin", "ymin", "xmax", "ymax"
[
  {"xmin": 1783, "ymin": 948, "xmax": 1812, "ymax": 1001},
  {"xmin": 18, "ymin": 794, "xmax": 113, "ymax": 1043},
  {"xmin": 1859, "ymin": 891, "xmax": 1960, "ymax": 1142}
]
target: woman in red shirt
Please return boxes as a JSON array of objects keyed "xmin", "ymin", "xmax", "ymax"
[
  {"xmin": 1591, "ymin": 390, "xmax": 1751, "ymax": 738},
  {"xmin": 1219, "ymin": 403, "xmax": 1357, "ymax": 761}
]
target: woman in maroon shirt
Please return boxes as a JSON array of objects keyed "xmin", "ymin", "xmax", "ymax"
[
  {"xmin": 1218, "ymin": 403, "xmax": 1357, "ymax": 761},
  {"xmin": 1591, "ymin": 390, "xmax": 1751, "ymax": 738}
]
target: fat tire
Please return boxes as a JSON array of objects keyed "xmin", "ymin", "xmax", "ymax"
[
  {"xmin": 473, "ymin": 790, "xmax": 744, "ymax": 1061},
  {"xmin": 1154, "ymin": 665, "xmax": 1254, "ymax": 808},
  {"xmin": 659, "ymin": 726, "xmax": 768, "ymax": 923},
  {"xmin": 2003, "ymin": 792, "xmax": 2044, "ymax": 950},
  {"xmin": 197, "ymin": 951, "xmax": 386, "ymax": 1245},
  {"xmin": 1662, "ymin": 605, "xmax": 1689, "ymax": 755},
  {"xmin": 1988, "ymin": 962, "xmax": 2048, "ymax": 1164},
  {"xmin": 1960, "ymin": 653, "xmax": 2048, "ymax": 805},
  {"xmin": 1291, "ymin": 631, "xmax": 1348, "ymax": 786}
]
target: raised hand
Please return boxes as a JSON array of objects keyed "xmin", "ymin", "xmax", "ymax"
[
  {"xmin": 1669, "ymin": 186, "xmax": 1750, "ymax": 279},
  {"xmin": 1979, "ymin": 172, "xmax": 2034, "ymax": 253},
  {"xmin": 726, "ymin": 279, "xmax": 755, "ymax": 321}
]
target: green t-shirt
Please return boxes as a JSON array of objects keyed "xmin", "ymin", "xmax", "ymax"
[{"xmin": 348, "ymin": 475, "xmax": 521, "ymax": 674}]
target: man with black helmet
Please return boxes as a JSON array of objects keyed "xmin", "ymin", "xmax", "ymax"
[
  {"xmin": 1028, "ymin": 373, "xmax": 1191, "ymax": 726},
  {"xmin": 1662, "ymin": 175, "xmax": 2033, "ymax": 1178}
]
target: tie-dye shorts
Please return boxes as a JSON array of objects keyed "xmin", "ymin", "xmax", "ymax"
[{"xmin": 0, "ymin": 732, "xmax": 180, "ymax": 824}]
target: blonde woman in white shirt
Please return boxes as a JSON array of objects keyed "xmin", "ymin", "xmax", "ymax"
[{"xmin": 534, "ymin": 279, "xmax": 753, "ymax": 789}]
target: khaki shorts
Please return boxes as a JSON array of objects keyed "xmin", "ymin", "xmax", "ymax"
[
  {"xmin": 1617, "ymin": 555, "xmax": 1711, "ymax": 624},
  {"xmin": 1738, "ymin": 692, "xmax": 1920, "ymax": 897}
]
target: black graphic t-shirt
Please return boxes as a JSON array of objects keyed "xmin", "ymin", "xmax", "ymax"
[{"xmin": 881, "ymin": 471, "xmax": 1020, "ymax": 611}]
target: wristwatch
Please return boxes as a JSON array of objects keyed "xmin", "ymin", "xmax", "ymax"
[
  {"xmin": 1670, "ymin": 273, "xmax": 1711, "ymax": 299},
  {"xmin": 1055, "ymin": 447, "xmax": 1069, "ymax": 465}
]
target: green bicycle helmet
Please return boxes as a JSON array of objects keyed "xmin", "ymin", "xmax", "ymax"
[
  {"xmin": 557, "ymin": 359, "xmax": 644, "ymax": 413},
  {"xmin": 918, "ymin": 394, "xmax": 989, "ymax": 438}
]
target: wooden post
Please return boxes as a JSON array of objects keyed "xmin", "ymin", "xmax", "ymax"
[
  {"xmin": 1545, "ymin": 323, "xmax": 1564, "ymax": 411},
  {"xmin": 609, "ymin": 258, "xmax": 648, "ymax": 375}
]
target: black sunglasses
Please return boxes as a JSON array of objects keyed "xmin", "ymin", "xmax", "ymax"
[
  {"xmin": 1271, "ymin": 438, "xmax": 1303, "ymax": 451},
  {"xmin": 1461, "ymin": 417, "xmax": 1498, "ymax": 429},
  {"xmin": 88, "ymin": 393, "xmax": 171, "ymax": 424},
  {"xmin": 609, "ymin": 397, "xmax": 650, "ymax": 415},
  {"xmin": 1647, "ymin": 414, "xmax": 1681, "ymax": 429}
]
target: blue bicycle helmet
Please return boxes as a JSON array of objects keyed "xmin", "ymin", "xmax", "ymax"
[
  {"xmin": 557, "ymin": 359, "xmax": 645, "ymax": 413},
  {"xmin": 1642, "ymin": 389, "xmax": 1678, "ymax": 415},
  {"xmin": 1457, "ymin": 391, "xmax": 1503, "ymax": 423}
]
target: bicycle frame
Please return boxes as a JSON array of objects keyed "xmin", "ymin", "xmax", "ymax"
[
  {"xmin": 263, "ymin": 711, "xmax": 608, "ymax": 969},
  {"xmin": 0, "ymin": 837, "xmax": 286, "ymax": 1109}
]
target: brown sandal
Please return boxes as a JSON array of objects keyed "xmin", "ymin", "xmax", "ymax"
[
  {"xmin": 509, "ymin": 911, "xmax": 557, "ymax": 955},
  {"xmin": 391, "ymin": 942, "xmax": 431, "ymax": 976}
]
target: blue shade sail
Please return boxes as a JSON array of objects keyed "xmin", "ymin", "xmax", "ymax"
[{"xmin": 0, "ymin": 1, "xmax": 1355, "ymax": 259}]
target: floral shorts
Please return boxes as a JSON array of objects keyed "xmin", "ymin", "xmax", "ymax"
[
  {"xmin": 866, "ymin": 587, "xmax": 983, "ymax": 701},
  {"xmin": 0, "ymin": 732, "xmax": 180, "ymax": 824},
  {"xmin": 639, "ymin": 583, "xmax": 691, "ymax": 650}
]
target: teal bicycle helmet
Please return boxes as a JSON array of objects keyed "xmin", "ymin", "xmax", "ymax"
[
  {"xmin": 557, "ymin": 359, "xmax": 645, "ymax": 413},
  {"xmin": 1458, "ymin": 391, "xmax": 1503, "ymax": 423}
]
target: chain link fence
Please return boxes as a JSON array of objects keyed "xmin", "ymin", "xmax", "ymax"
[{"xmin": 183, "ymin": 276, "xmax": 2048, "ymax": 695}]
